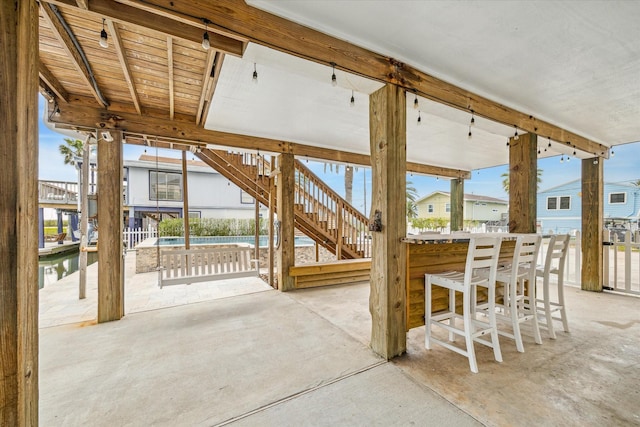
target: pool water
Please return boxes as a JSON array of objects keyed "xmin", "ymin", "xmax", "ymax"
[{"xmin": 39, "ymin": 251, "xmax": 98, "ymax": 289}]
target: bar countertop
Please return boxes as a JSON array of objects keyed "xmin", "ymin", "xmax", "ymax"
[{"xmin": 402, "ymin": 232, "xmax": 521, "ymax": 245}]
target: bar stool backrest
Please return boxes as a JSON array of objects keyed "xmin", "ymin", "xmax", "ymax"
[
  {"xmin": 515, "ymin": 234, "xmax": 542, "ymax": 271},
  {"xmin": 465, "ymin": 236, "xmax": 502, "ymax": 285},
  {"xmin": 543, "ymin": 234, "xmax": 570, "ymax": 275}
]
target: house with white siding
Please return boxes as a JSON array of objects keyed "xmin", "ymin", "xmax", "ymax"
[{"xmin": 124, "ymin": 155, "xmax": 265, "ymax": 229}]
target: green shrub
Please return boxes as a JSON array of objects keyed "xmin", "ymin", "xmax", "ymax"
[{"xmin": 158, "ymin": 218, "xmax": 266, "ymax": 237}]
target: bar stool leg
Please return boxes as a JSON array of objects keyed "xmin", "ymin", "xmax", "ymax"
[
  {"xmin": 557, "ymin": 274, "xmax": 570, "ymax": 333},
  {"xmin": 524, "ymin": 277, "xmax": 543, "ymax": 345},
  {"xmin": 487, "ymin": 282, "xmax": 503, "ymax": 362},
  {"xmin": 449, "ymin": 288, "xmax": 456, "ymax": 342},
  {"xmin": 463, "ymin": 286, "xmax": 478, "ymax": 373},
  {"xmin": 425, "ymin": 278, "xmax": 432, "ymax": 350},
  {"xmin": 509, "ymin": 279, "xmax": 525, "ymax": 353},
  {"xmin": 543, "ymin": 274, "xmax": 557, "ymax": 339}
]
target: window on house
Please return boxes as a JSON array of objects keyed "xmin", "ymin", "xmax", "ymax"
[
  {"xmin": 149, "ymin": 171, "xmax": 182, "ymax": 201},
  {"xmin": 188, "ymin": 211, "xmax": 201, "ymax": 219},
  {"xmin": 241, "ymin": 190, "xmax": 254, "ymax": 204},
  {"xmin": 428, "ymin": 204, "xmax": 434, "ymax": 213},
  {"xmin": 609, "ymin": 192, "xmax": 626, "ymax": 204},
  {"xmin": 547, "ymin": 196, "xmax": 571, "ymax": 210},
  {"xmin": 445, "ymin": 203, "xmax": 451, "ymax": 213}
]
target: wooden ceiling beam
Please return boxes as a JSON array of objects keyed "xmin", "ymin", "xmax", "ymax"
[
  {"xmin": 198, "ymin": 52, "xmax": 225, "ymax": 127},
  {"xmin": 107, "ymin": 20, "xmax": 141, "ymax": 115},
  {"xmin": 195, "ymin": 49, "xmax": 217, "ymax": 125},
  {"xmin": 39, "ymin": 61, "xmax": 69, "ymax": 102},
  {"xmin": 128, "ymin": 0, "xmax": 607, "ymax": 158},
  {"xmin": 167, "ymin": 37, "xmax": 174, "ymax": 120},
  {"xmin": 50, "ymin": 101, "xmax": 470, "ymax": 179},
  {"xmin": 43, "ymin": 0, "xmax": 246, "ymax": 57},
  {"xmin": 40, "ymin": 2, "xmax": 108, "ymax": 108}
]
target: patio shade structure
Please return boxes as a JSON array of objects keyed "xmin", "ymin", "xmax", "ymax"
[{"xmin": 2, "ymin": 1, "xmax": 639, "ymax": 424}]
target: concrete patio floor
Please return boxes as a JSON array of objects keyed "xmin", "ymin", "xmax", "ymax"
[{"xmin": 39, "ymin": 252, "xmax": 640, "ymax": 426}]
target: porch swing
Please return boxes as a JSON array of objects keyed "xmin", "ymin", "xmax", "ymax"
[{"xmin": 155, "ymin": 141, "xmax": 259, "ymax": 288}]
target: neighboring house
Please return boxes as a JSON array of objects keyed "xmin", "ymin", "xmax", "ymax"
[
  {"xmin": 125, "ymin": 155, "xmax": 265, "ymax": 229},
  {"xmin": 415, "ymin": 191, "xmax": 508, "ymax": 223},
  {"xmin": 537, "ymin": 180, "xmax": 640, "ymax": 234}
]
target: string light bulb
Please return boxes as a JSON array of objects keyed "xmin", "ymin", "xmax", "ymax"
[
  {"xmin": 330, "ymin": 62, "xmax": 337, "ymax": 87},
  {"xmin": 513, "ymin": 125, "xmax": 519, "ymax": 141},
  {"xmin": 417, "ymin": 111, "xmax": 422, "ymax": 125},
  {"xmin": 611, "ymin": 150, "xmax": 615, "ymax": 157},
  {"xmin": 350, "ymin": 90, "xmax": 355, "ymax": 107},
  {"xmin": 413, "ymin": 93, "xmax": 419, "ymax": 109},
  {"xmin": 252, "ymin": 63, "xmax": 258, "ymax": 83},
  {"xmin": 468, "ymin": 125, "xmax": 472, "ymax": 140},
  {"xmin": 202, "ymin": 21, "xmax": 210, "ymax": 50},
  {"xmin": 573, "ymin": 149, "xmax": 576, "ymax": 156},
  {"xmin": 560, "ymin": 155, "xmax": 564, "ymax": 163},
  {"xmin": 470, "ymin": 110, "xmax": 475, "ymax": 127},
  {"xmin": 593, "ymin": 158, "xmax": 599, "ymax": 165},
  {"xmin": 99, "ymin": 19, "xmax": 108, "ymax": 48},
  {"xmin": 548, "ymin": 137, "xmax": 552, "ymax": 148},
  {"xmin": 506, "ymin": 137, "xmax": 510, "ymax": 147}
]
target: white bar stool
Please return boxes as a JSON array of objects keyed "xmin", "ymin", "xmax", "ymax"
[
  {"xmin": 478, "ymin": 234, "xmax": 543, "ymax": 352},
  {"xmin": 536, "ymin": 234, "xmax": 571, "ymax": 339},
  {"xmin": 425, "ymin": 236, "xmax": 502, "ymax": 373}
]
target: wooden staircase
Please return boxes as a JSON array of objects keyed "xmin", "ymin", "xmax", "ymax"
[{"xmin": 196, "ymin": 148, "xmax": 371, "ymax": 259}]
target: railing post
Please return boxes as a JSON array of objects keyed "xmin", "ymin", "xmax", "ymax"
[
  {"xmin": 624, "ymin": 230, "xmax": 632, "ymax": 292},
  {"xmin": 602, "ymin": 229, "xmax": 610, "ymax": 289},
  {"xmin": 336, "ymin": 204, "xmax": 343, "ymax": 260}
]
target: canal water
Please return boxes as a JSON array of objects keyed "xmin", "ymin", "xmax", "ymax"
[{"xmin": 39, "ymin": 251, "xmax": 98, "ymax": 289}]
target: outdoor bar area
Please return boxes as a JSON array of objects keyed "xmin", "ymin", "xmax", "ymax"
[{"xmin": 2, "ymin": 1, "xmax": 639, "ymax": 426}]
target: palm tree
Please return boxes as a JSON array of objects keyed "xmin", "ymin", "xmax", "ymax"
[
  {"xmin": 406, "ymin": 180, "xmax": 419, "ymax": 219},
  {"xmin": 58, "ymin": 138, "xmax": 84, "ymax": 166},
  {"xmin": 501, "ymin": 169, "xmax": 544, "ymax": 193}
]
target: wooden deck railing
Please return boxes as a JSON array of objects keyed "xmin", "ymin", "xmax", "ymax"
[
  {"xmin": 294, "ymin": 160, "xmax": 371, "ymax": 258},
  {"xmin": 196, "ymin": 148, "xmax": 370, "ymax": 259},
  {"xmin": 38, "ymin": 180, "xmax": 78, "ymax": 205}
]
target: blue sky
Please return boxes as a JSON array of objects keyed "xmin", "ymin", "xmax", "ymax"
[{"xmin": 39, "ymin": 95, "xmax": 639, "ymax": 214}]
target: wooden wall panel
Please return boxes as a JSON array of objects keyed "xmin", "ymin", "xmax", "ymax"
[{"xmin": 450, "ymin": 178, "xmax": 464, "ymax": 231}]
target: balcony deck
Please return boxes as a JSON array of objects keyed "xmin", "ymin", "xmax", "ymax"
[{"xmin": 39, "ymin": 252, "xmax": 639, "ymax": 426}]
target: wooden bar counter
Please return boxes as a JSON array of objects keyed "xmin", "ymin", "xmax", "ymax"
[{"xmin": 403, "ymin": 233, "xmax": 518, "ymax": 330}]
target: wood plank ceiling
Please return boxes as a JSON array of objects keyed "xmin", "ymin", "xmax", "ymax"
[
  {"xmin": 38, "ymin": 1, "xmax": 222, "ymax": 126},
  {"xmin": 37, "ymin": 0, "xmax": 613, "ymax": 176}
]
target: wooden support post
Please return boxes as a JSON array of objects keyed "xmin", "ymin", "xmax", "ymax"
[
  {"xmin": 276, "ymin": 153, "xmax": 295, "ymax": 291},
  {"xmin": 581, "ymin": 157, "xmax": 603, "ymax": 292},
  {"xmin": 79, "ymin": 137, "xmax": 91, "ymax": 299},
  {"xmin": 450, "ymin": 178, "xmax": 464, "ymax": 231},
  {"xmin": 0, "ymin": 0, "xmax": 39, "ymax": 423},
  {"xmin": 181, "ymin": 151, "xmax": 190, "ymax": 249},
  {"xmin": 508, "ymin": 133, "xmax": 537, "ymax": 233},
  {"xmin": 369, "ymin": 84, "xmax": 407, "ymax": 359},
  {"xmin": 268, "ymin": 172, "xmax": 275, "ymax": 288},
  {"xmin": 97, "ymin": 130, "xmax": 124, "ymax": 322}
]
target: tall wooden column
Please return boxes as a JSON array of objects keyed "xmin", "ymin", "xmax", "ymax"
[
  {"xmin": 0, "ymin": 0, "xmax": 39, "ymax": 424},
  {"xmin": 450, "ymin": 178, "xmax": 464, "ymax": 231},
  {"xmin": 581, "ymin": 157, "xmax": 603, "ymax": 291},
  {"xmin": 369, "ymin": 84, "xmax": 407, "ymax": 359},
  {"xmin": 276, "ymin": 153, "xmax": 295, "ymax": 291},
  {"xmin": 97, "ymin": 131, "xmax": 124, "ymax": 322},
  {"xmin": 508, "ymin": 133, "xmax": 537, "ymax": 233},
  {"xmin": 181, "ymin": 151, "xmax": 190, "ymax": 249}
]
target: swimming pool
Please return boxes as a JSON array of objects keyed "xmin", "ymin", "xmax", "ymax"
[{"xmin": 157, "ymin": 235, "xmax": 315, "ymax": 247}]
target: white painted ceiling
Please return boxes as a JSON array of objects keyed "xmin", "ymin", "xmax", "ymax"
[{"xmin": 206, "ymin": 1, "xmax": 640, "ymax": 174}]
